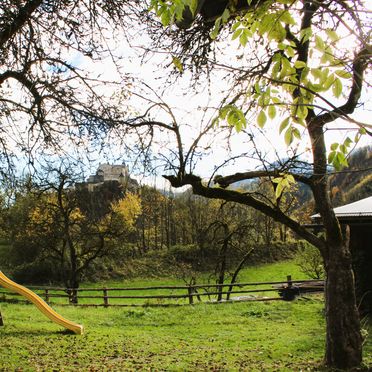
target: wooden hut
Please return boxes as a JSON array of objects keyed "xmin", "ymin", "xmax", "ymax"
[{"xmin": 312, "ymin": 196, "xmax": 372, "ymax": 314}]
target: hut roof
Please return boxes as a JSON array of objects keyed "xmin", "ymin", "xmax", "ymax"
[
  {"xmin": 312, "ymin": 196, "xmax": 372, "ymax": 221},
  {"xmin": 332, "ymin": 196, "xmax": 372, "ymax": 217}
]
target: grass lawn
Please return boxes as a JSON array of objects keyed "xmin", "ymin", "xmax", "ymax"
[
  {"xmin": 1, "ymin": 299, "xmax": 371, "ymax": 370},
  {"xmin": 0, "ymin": 261, "xmax": 371, "ymax": 370}
]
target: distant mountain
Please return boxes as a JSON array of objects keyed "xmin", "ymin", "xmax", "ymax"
[
  {"xmin": 170, "ymin": 146, "xmax": 371, "ymax": 210},
  {"xmin": 330, "ymin": 146, "xmax": 372, "ymax": 207}
]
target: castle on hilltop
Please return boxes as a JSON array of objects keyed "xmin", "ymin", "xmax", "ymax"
[
  {"xmin": 87, "ymin": 163, "xmax": 129, "ymax": 184},
  {"xmin": 84, "ymin": 163, "xmax": 138, "ymax": 191}
]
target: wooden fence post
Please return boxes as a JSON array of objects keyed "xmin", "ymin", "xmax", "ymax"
[
  {"xmin": 188, "ymin": 286, "xmax": 194, "ymax": 304},
  {"xmin": 67, "ymin": 289, "xmax": 78, "ymax": 305},
  {"xmin": 44, "ymin": 289, "xmax": 49, "ymax": 303},
  {"xmin": 103, "ymin": 288, "xmax": 109, "ymax": 307},
  {"xmin": 287, "ymin": 275, "xmax": 292, "ymax": 288}
]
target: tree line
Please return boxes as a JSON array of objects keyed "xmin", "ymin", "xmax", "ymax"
[
  {"xmin": 0, "ymin": 164, "xmax": 305, "ymax": 289},
  {"xmin": 1, "ymin": 146, "xmax": 369, "ymax": 289}
]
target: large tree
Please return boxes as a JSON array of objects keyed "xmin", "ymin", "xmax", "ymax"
[
  {"xmin": 4, "ymin": 165, "xmax": 141, "ymax": 291},
  {"xmin": 127, "ymin": 0, "xmax": 371, "ymax": 369},
  {"xmin": 0, "ymin": 0, "xmax": 141, "ymax": 175}
]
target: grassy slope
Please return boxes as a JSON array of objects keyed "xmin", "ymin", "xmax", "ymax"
[
  {"xmin": 1, "ymin": 261, "xmax": 371, "ymax": 371},
  {"xmin": 92, "ymin": 260, "xmax": 304, "ymax": 288}
]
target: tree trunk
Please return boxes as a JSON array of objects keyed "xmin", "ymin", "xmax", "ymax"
[
  {"xmin": 67, "ymin": 274, "xmax": 79, "ymax": 305},
  {"xmin": 324, "ymin": 231, "xmax": 362, "ymax": 369},
  {"xmin": 226, "ymin": 248, "xmax": 254, "ymax": 300},
  {"xmin": 217, "ymin": 242, "xmax": 228, "ymax": 302}
]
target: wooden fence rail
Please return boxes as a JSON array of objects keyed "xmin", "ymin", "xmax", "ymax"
[{"xmin": 0, "ymin": 276, "xmax": 324, "ymax": 307}]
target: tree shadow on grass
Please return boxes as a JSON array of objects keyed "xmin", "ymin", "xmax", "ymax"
[{"xmin": 0, "ymin": 328, "xmax": 81, "ymax": 337}]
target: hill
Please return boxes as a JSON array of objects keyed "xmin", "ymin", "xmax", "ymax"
[{"xmin": 330, "ymin": 145, "xmax": 372, "ymax": 206}]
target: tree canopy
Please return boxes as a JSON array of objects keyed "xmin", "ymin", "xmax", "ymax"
[
  {"xmin": 0, "ymin": 0, "xmax": 371, "ymax": 370},
  {"xmin": 0, "ymin": 0, "xmax": 144, "ymax": 176}
]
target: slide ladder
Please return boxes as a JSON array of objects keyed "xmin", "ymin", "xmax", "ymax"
[{"xmin": 0, "ymin": 271, "xmax": 83, "ymax": 334}]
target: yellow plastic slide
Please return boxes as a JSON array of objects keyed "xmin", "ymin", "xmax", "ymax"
[{"xmin": 0, "ymin": 271, "xmax": 83, "ymax": 335}]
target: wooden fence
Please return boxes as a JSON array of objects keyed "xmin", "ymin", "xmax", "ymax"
[{"xmin": 0, "ymin": 276, "xmax": 324, "ymax": 307}]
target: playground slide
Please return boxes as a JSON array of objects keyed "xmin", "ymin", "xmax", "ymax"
[{"xmin": 0, "ymin": 271, "xmax": 83, "ymax": 335}]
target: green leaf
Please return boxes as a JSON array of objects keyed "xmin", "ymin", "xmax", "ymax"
[
  {"xmin": 231, "ymin": 21, "xmax": 242, "ymax": 32},
  {"xmin": 359, "ymin": 127, "xmax": 367, "ymax": 135},
  {"xmin": 227, "ymin": 111, "xmax": 237, "ymax": 126},
  {"xmin": 339, "ymin": 144, "xmax": 347, "ymax": 154},
  {"xmin": 311, "ymin": 68, "xmax": 323, "ymax": 80},
  {"xmin": 323, "ymin": 48, "xmax": 334, "ymax": 64},
  {"xmin": 239, "ymin": 31, "xmax": 248, "ymax": 47},
  {"xmin": 328, "ymin": 151, "xmax": 337, "ymax": 164},
  {"xmin": 315, "ymin": 36, "xmax": 325, "ymax": 51},
  {"xmin": 335, "ymin": 70, "xmax": 352, "ymax": 79},
  {"xmin": 232, "ymin": 28, "xmax": 243, "ymax": 40},
  {"xmin": 332, "ymin": 77, "xmax": 343, "ymax": 98},
  {"xmin": 337, "ymin": 151, "xmax": 348, "ymax": 167},
  {"xmin": 275, "ymin": 182, "xmax": 284, "ymax": 199},
  {"xmin": 286, "ymin": 46, "xmax": 295, "ymax": 58},
  {"xmin": 273, "ymin": 173, "xmax": 295, "ymax": 199},
  {"xmin": 219, "ymin": 106, "xmax": 229, "ymax": 120},
  {"xmin": 273, "ymin": 23, "xmax": 286, "ymax": 42},
  {"xmin": 160, "ymin": 9, "xmax": 171, "ymax": 26},
  {"xmin": 284, "ymin": 126, "xmax": 293, "ymax": 146},
  {"xmin": 325, "ymin": 29, "xmax": 339, "ymax": 42},
  {"xmin": 220, "ymin": 105, "xmax": 246, "ymax": 132},
  {"xmin": 296, "ymin": 105, "xmax": 308, "ymax": 120},
  {"xmin": 294, "ymin": 60, "xmax": 307, "ymax": 69},
  {"xmin": 292, "ymin": 127, "xmax": 301, "ymax": 140},
  {"xmin": 280, "ymin": 10, "xmax": 295, "ymax": 25},
  {"xmin": 300, "ymin": 27, "xmax": 312, "ymax": 43},
  {"xmin": 259, "ymin": 14, "xmax": 273, "ymax": 35},
  {"xmin": 221, "ymin": 8, "xmax": 230, "ymax": 22},
  {"xmin": 210, "ymin": 17, "xmax": 221, "ymax": 40},
  {"xmin": 268, "ymin": 105, "xmax": 277, "ymax": 120},
  {"xmin": 354, "ymin": 128, "xmax": 366, "ymax": 143},
  {"xmin": 271, "ymin": 97, "xmax": 281, "ymax": 104},
  {"xmin": 329, "ymin": 150, "xmax": 348, "ymax": 170},
  {"xmin": 272, "ymin": 176, "xmax": 283, "ymax": 184},
  {"xmin": 172, "ymin": 56, "xmax": 183, "ymax": 72},
  {"xmin": 279, "ymin": 117, "xmax": 290, "ymax": 134},
  {"xmin": 344, "ymin": 137, "xmax": 352, "ymax": 147},
  {"xmin": 286, "ymin": 174, "xmax": 295, "ymax": 184},
  {"xmin": 330, "ymin": 143, "xmax": 339, "ymax": 151},
  {"xmin": 257, "ymin": 110, "xmax": 267, "ymax": 128},
  {"xmin": 323, "ymin": 74, "xmax": 335, "ymax": 91}
]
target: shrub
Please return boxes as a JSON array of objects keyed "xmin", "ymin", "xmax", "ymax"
[{"xmin": 295, "ymin": 242, "xmax": 325, "ymax": 279}]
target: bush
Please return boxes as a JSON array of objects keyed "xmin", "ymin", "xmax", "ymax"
[
  {"xmin": 10, "ymin": 259, "xmax": 62, "ymax": 285},
  {"xmin": 249, "ymin": 240, "xmax": 303, "ymax": 263},
  {"xmin": 295, "ymin": 242, "xmax": 325, "ymax": 279},
  {"xmin": 168, "ymin": 244, "xmax": 219, "ymax": 271}
]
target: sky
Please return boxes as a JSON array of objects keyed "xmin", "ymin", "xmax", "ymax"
[
  {"xmin": 68, "ymin": 30, "xmax": 371, "ymax": 189},
  {"xmin": 13, "ymin": 3, "xmax": 369, "ymax": 190}
]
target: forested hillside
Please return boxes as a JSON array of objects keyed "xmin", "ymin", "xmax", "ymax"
[
  {"xmin": 0, "ymin": 146, "xmax": 369, "ymax": 285},
  {"xmin": 330, "ymin": 146, "xmax": 372, "ymax": 206}
]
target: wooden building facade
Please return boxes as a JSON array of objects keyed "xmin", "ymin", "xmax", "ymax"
[{"xmin": 312, "ymin": 196, "xmax": 372, "ymax": 315}]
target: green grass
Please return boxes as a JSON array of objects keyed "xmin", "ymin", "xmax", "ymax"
[
  {"xmin": 0, "ymin": 299, "xmax": 321, "ymax": 370},
  {"xmin": 236, "ymin": 260, "xmax": 305, "ymax": 282},
  {"xmin": 1, "ymin": 299, "xmax": 371, "ymax": 370},
  {"xmin": 1, "ymin": 261, "xmax": 371, "ymax": 370}
]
